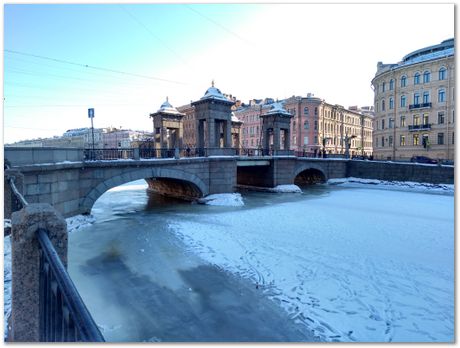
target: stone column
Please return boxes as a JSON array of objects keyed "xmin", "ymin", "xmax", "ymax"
[
  {"xmin": 225, "ymin": 120, "xmax": 232, "ymax": 148},
  {"xmin": 284, "ymin": 129, "xmax": 291, "ymax": 150},
  {"xmin": 197, "ymin": 120, "xmax": 204, "ymax": 150},
  {"xmin": 273, "ymin": 127, "xmax": 281, "ymax": 151},
  {"xmin": 10, "ymin": 203, "xmax": 67, "ymax": 342},
  {"xmin": 207, "ymin": 119, "xmax": 216, "ymax": 148}
]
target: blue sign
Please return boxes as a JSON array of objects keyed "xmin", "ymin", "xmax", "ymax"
[{"xmin": 88, "ymin": 108, "xmax": 95, "ymax": 118}]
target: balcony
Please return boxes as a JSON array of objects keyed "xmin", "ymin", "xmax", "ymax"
[
  {"xmin": 408, "ymin": 124, "xmax": 432, "ymax": 131},
  {"xmin": 409, "ymin": 102, "xmax": 432, "ymax": 110}
]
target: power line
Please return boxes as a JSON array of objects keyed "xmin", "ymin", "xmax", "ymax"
[
  {"xmin": 4, "ymin": 49, "xmax": 188, "ymax": 85},
  {"xmin": 118, "ymin": 5, "xmax": 189, "ymax": 68}
]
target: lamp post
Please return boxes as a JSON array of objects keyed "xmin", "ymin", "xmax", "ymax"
[
  {"xmin": 88, "ymin": 108, "xmax": 95, "ymax": 159},
  {"xmin": 344, "ymin": 134, "xmax": 357, "ymax": 158},
  {"xmin": 322, "ymin": 137, "xmax": 332, "ymax": 158}
]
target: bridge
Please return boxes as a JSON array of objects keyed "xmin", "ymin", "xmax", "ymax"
[{"xmin": 5, "ymin": 146, "xmax": 454, "ymax": 218}]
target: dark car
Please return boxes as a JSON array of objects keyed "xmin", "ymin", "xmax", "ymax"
[{"xmin": 410, "ymin": 156, "xmax": 438, "ymax": 164}]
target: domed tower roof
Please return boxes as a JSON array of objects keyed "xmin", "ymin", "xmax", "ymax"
[
  {"xmin": 157, "ymin": 97, "xmax": 182, "ymax": 115},
  {"xmin": 266, "ymin": 101, "xmax": 292, "ymax": 116},
  {"xmin": 200, "ymin": 80, "xmax": 233, "ymax": 103}
]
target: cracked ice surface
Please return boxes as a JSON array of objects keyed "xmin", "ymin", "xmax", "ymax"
[{"xmin": 169, "ymin": 185, "xmax": 454, "ymax": 342}]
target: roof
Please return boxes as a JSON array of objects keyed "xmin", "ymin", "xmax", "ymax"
[
  {"xmin": 156, "ymin": 97, "xmax": 183, "ymax": 115},
  {"xmin": 265, "ymin": 101, "xmax": 292, "ymax": 117}
]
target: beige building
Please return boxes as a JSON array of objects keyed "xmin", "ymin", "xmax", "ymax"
[
  {"xmin": 371, "ymin": 38, "xmax": 455, "ymax": 161},
  {"xmin": 235, "ymin": 94, "xmax": 373, "ymax": 157}
]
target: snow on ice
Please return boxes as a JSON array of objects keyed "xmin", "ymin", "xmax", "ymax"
[
  {"xmin": 198, "ymin": 193, "xmax": 244, "ymax": 206},
  {"xmin": 169, "ymin": 184, "xmax": 454, "ymax": 342}
]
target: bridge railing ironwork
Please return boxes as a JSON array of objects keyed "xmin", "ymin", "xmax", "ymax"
[
  {"xmin": 84, "ymin": 148, "xmax": 134, "ymax": 161},
  {"xmin": 6, "ymin": 170, "xmax": 104, "ymax": 342}
]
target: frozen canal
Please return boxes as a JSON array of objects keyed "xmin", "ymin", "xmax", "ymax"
[{"xmin": 65, "ymin": 179, "xmax": 454, "ymax": 342}]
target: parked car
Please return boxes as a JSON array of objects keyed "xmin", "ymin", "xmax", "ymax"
[{"xmin": 410, "ymin": 156, "xmax": 438, "ymax": 164}]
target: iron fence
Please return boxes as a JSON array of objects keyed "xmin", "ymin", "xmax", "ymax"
[
  {"xmin": 84, "ymin": 148, "xmax": 134, "ymax": 161},
  {"xmin": 37, "ymin": 228, "xmax": 104, "ymax": 342}
]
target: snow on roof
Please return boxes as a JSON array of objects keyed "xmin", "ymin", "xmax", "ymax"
[
  {"xmin": 157, "ymin": 97, "xmax": 183, "ymax": 115},
  {"xmin": 231, "ymin": 112, "xmax": 243, "ymax": 123},
  {"xmin": 266, "ymin": 101, "xmax": 292, "ymax": 116},
  {"xmin": 199, "ymin": 81, "xmax": 233, "ymax": 103}
]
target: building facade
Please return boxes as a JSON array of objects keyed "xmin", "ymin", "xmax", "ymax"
[
  {"xmin": 235, "ymin": 94, "xmax": 373, "ymax": 157},
  {"xmin": 371, "ymin": 38, "xmax": 455, "ymax": 161}
]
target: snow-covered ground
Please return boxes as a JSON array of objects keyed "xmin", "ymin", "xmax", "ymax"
[{"xmin": 169, "ymin": 183, "xmax": 454, "ymax": 342}]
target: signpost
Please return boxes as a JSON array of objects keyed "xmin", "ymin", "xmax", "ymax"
[{"xmin": 88, "ymin": 108, "xmax": 95, "ymax": 159}]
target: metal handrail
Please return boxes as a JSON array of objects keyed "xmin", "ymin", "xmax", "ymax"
[{"xmin": 37, "ymin": 228, "xmax": 105, "ymax": 342}]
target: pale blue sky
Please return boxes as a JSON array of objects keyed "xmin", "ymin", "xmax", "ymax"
[{"xmin": 3, "ymin": 3, "xmax": 454, "ymax": 143}]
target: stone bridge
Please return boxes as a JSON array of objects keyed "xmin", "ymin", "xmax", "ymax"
[{"xmin": 4, "ymin": 147, "xmax": 454, "ymax": 218}]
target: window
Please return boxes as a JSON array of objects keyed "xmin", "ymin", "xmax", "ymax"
[
  {"xmin": 381, "ymin": 136, "xmax": 385, "ymax": 147},
  {"xmin": 413, "ymin": 115, "xmax": 420, "ymax": 125},
  {"xmin": 314, "ymin": 136, "xmax": 318, "ymax": 144},
  {"xmin": 382, "ymin": 82, "xmax": 386, "ymax": 92},
  {"xmin": 382, "ymin": 100, "xmax": 385, "ymax": 111},
  {"xmin": 314, "ymin": 107, "xmax": 318, "ymax": 116},
  {"xmin": 304, "ymin": 121, "xmax": 309, "ymax": 129},
  {"xmin": 389, "ymin": 97, "xmax": 394, "ymax": 109},
  {"xmin": 389, "ymin": 118, "xmax": 394, "ymax": 129},
  {"xmin": 438, "ymin": 112, "xmax": 445, "ymax": 124},
  {"xmin": 414, "ymin": 93, "xmax": 420, "ymax": 104},
  {"xmin": 400, "ymin": 115, "xmax": 406, "ymax": 127},
  {"xmin": 400, "ymin": 95, "xmax": 406, "ymax": 107},
  {"xmin": 401, "ymin": 75, "xmax": 407, "ymax": 87},
  {"xmin": 438, "ymin": 133, "xmax": 444, "ymax": 145},
  {"xmin": 422, "ymin": 134, "xmax": 429, "ymax": 148},
  {"xmin": 423, "ymin": 113, "xmax": 429, "ymax": 125},
  {"xmin": 400, "ymin": 135, "xmax": 406, "ymax": 146},
  {"xmin": 414, "ymin": 73, "xmax": 420, "ymax": 85},
  {"xmin": 304, "ymin": 136, "xmax": 309, "ymax": 145},
  {"xmin": 423, "ymin": 91, "xmax": 430, "ymax": 104},
  {"xmin": 413, "ymin": 134, "xmax": 420, "ymax": 145},
  {"xmin": 389, "ymin": 135, "xmax": 393, "ymax": 147},
  {"xmin": 314, "ymin": 120, "xmax": 318, "ymax": 130},
  {"xmin": 304, "ymin": 107, "xmax": 309, "ymax": 115},
  {"xmin": 293, "ymin": 136, "xmax": 296, "ymax": 145},
  {"xmin": 439, "ymin": 67, "xmax": 446, "ymax": 80},
  {"xmin": 438, "ymin": 89, "xmax": 445, "ymax": 102},
  {"xmin": 381, "ymin": 119, "xmax": 385, "ymax": 129},
  {"xmin": 423, "ymin": 71, "xmax": 431, "ymax": 83},
  {"xmin": 390, "ymin": 79, "xmax": 394, "ymax": 90}
]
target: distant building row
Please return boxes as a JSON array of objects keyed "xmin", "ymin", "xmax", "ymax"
[{"xmin": 7, "ymin": 127, "xmax": 152, "ymax": 149}]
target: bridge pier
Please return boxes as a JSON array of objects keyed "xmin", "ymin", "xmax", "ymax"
[{"xmin": 10, "ymin": 204, "xmax": 67, "ymax": 342}]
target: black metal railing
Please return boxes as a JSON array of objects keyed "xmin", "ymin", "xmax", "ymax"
[
  {"xmin": 37, "ymin": 228, "xmax": 104, "ymax": 342},
  {"xmin": 84, "ymin": 148, "xmax": 134, "ymax": 161},
  {"xmin": 408, "ymin": 123, "xmax": 432, "ymax": 131},
  {"xmin": 409, "ymin": 102, "xmax": 432, "ymax": 110}
]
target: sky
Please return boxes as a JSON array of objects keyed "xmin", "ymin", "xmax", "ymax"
[{"xmin": 3, "ymin": 2, "xmax": 455, "ymax": 144}]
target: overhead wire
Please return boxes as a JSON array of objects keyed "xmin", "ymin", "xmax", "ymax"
[{"xmin": 4, "ymin": 49, "xmax": 188, "ymax": 85}]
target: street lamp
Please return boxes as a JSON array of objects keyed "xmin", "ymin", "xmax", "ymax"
[
  {"xmin": 344, "ymin": 134, "xmax": 357, "ymax": 158},
  {"xmin": 322, "ymin": 137, "xmax": 332, "ymax": 158}
]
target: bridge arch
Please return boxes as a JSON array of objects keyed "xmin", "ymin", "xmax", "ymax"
[
  {"xmin": 293, "ymin": 164, "xmax": 327, "ymax": 185},
  {"xmin": 80, "ymin": 167, "xmax": 208, "ymax": 214}
]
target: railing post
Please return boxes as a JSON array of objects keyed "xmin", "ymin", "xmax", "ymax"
[{"xmin": 10, "ymin": 203, "xmax": 67, "ymax": 342}]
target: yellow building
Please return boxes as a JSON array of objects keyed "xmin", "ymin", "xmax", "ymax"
[{"xmin": 371, "ymin": 38, "xmax": 455, "ymax": 161}]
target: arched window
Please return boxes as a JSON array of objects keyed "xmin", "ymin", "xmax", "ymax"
[
  {"xmin": 400, "ymin": 95, "xmax": 406, "ymax": 107},
  {"xmin": 414, "ymin": 73, "xmax": 420, "ymax": 85},
  {"xmin": 423, "ymin": 71, "xmax": 431, "ymax": 83},
  {"xmin": 304, "ymin": 107, "xmax": 309, "ymax": 115},
  {"xmin": 382, "ymin": 82, "xmax": 386, "ymax": 92},
  {"xmin": 389, "ymin": 79, "xmax": 394, "ymax": 90},
  {"xmin": 381, "ymin": 99, "xmax": 385, "ymax": 111},
  {"xmin": 439, "ymin": 67, "xmax": 446, "ymax": 80},
  {"xmin": 401, "ymin": 75, "xmax": 407, "ymax": 87},
  {"xmin": 303, "ymin": 121, "xmax": 309, "ymax": 129},
  {"xmin": 389, "ymin": 97, "xmax": 394, "ymax": 109},
  {"xmin": 438, "ymin": 89, "xmax": 446, "ymax": 102}
]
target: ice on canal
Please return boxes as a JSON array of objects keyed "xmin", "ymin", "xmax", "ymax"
[
  {"xmin": 17, "ymin": 178, "xmax": 451, "ymax": 342},
  {"xmin": 168, "ymin": 182, "xmax": 454, "ymax": 342}
]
